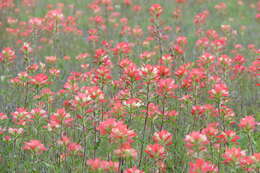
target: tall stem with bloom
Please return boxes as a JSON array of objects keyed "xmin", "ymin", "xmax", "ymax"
[
  {"xmin": 159, "ymin": 96, "xmax": 166, "ymax": 131},
  {"xmin": 247, "ymin": 132, "xmax": 255, "ymax": 155},
  {"xmin": 138, "ymin": 83, "xmax": 150, "ymax": 167}
]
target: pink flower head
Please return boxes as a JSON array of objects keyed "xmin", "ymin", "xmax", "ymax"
[
  {"xmin": 191, "ymin": 105, "xmax": 206, "ymax": 116},
  {"xmin": 11, "ymin": 107, "xmax": 32, "ymax": 125},
  {"xmin": 87, "ymin": 158, "xmax": 119, "ymax": 172},
  {"xmin": 112, "ymin": 42, "xmax": 131, "ymax": 55},
  {"xmin": 189, "ymin": 159, "xmax": 218, "ymax": 173},
  {"xmin": 46, "ymin": 9, "xmax": 64, "ymax": 21},
  {"xmin": 218, "ymin": 54, "xmax": 232, "ymax": 67},
  {"xmin": 216, "ymin": 130, "xmax": 240, "ymax": 145},
  {"xmin": 160, "ymin": 54, "xmax": 174, "ymax": 64},
  {"xmin": 29, "ymin": 73, "xmax": 49, "ymax": 86},
  {"xmin": 21, "ymin": 42, "xmax": 32, "ymax": 54},
  {"xmin": 202, "ymin": 123, "xmax": 219, "ymax": 138},
  {"xmin": 149, "ymin": 4, "xmax": 163, "ymax": 17},
  {"xmin": 30, "ymin": 108, "xmax": 48, "ymax": 118},
  {"xmin": 197, "ymin": 53, "xmax": 215, "ymax": 65},
  {"xmin": 153, "ymin": 130, "xmax": 173, "ymax": 146},
  {"xmin": 256, "ymin": 13, "xmax": 260, "ymax": 22},
  {"xmin": 0, "ymin": 113, "xmax": 8, "ymax": 120},
  {"xmin": 239, "ymin": 156, "xmax": 255, "ymax": 172},
  {"xmin": 23, "ymin": 140, "xmax": 47, "ymax": 154},
  {"xmin": 188, "ymin": 68, "xmax": 206, "ymax": 83},
  {"xmin": 156, "ymin": 78, "xmax": 177, "ymax": 97},
  {"xmin": 110, "ymin": 124, "xmax": 136, "ymax": 144},
  {"xmin": 238, "ymin": 116, "xmax": 256, "ymax": 131},
  {"xmin": 145, "ymin": 143, "xmax": 166, "ymax": 159},
  {"xmin": 208, "ymin": 83, "xmax": 229, "ymax": 100},
  {"xmin": 140, "ymin": 64, "xmax": 159, "ymax": 82},
  {"xmin": 176, "ymin": 36, "xmax": 188, "ymax": 46},
  {"xmin": 0, "ymin": 47, "xmax": 16, "ymax": 63},
  {"xmin": 46, "ymin": 108, "xmax": 73, "ymax": 130},
  {"xmin": 124, "ymin": 166, "xmax": 144, "ymax": 173},
  {"xmin": 223, "ymin": 147, "xmax": 246, "ymax": 164},
  {"xmin": 185, "ymin": 131, "xmax": 209, "ymax": 154},
  {"xmin": 67, "ymin": 142, "xmax": 82, "ymax": 152},
  {"xmin": 114, "ymin": 143, "xmax": 137, "ymax": 159},
  {"xmin": 97, "ymin": 118, "xmax": 122, "ymax": 135},
  {"xmin": 194, "ymin": 10, "xmax": 209, "ymax": 25},
  {"xmin": 176, "ymin": 0, "xmax": 187, "ymax": 3}
]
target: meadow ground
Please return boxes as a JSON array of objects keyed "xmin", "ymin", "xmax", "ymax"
[{"xmin": 0, "ymin": 0, "xmax": 259, "ymax": 172}]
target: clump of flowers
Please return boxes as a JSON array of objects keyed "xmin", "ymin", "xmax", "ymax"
[{"xmin": 23, "ymin": 140, "xmax": 47, "ymax": 154}]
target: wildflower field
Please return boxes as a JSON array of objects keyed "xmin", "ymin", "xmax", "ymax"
[{"xmin": 0, "ymin": 0, "xmax": 260, "ymax": 172}]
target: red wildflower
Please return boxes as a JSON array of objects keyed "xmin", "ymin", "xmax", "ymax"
[
  {"xmin": 149, "ymin": 4, "xmax": 163, "ymax": 17},
  {"xmin": 29, "ymin": 73, "xmax": 49, "ymax": 86},
  {"xmin": 223, "ymin": 147, "xmax": 246, "ymax": 164},
  {"xmin": 153, "ymin": 130, "xmax": 173, "ymax": 146},
  {"xmin": 145, "ymin": 143, "xmax": 166, "ymax": 159},
  {"xmin": 23, "ymin": 140, "xmax": 47, "ymax": 154},
  {"xmin": 0, "ymin": 47, "xmax": 16, "ymax": 63},
  {"xmin": 124, "ymin": 167, "xmax": 144, "ymax": 173},
  {"xmin": 238, "ymin": 115, "xmax": 256, "ymax": 131},
  {"xmin": 189, "ymin": 159, "xmax": 218, "ymax": 173}
]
